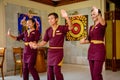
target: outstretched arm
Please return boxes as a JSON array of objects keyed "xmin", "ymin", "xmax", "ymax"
[
  {"xmin": 37, "ymin": 41, "xmax": 47, "ymax": 47},
  {"xmin": 61, "ymin": 9, "xmax": 73, "ymax": 30},
  {"xmin": 7, "ymin": 28, "xmax": 17, "ymax": 40},
  {"xmin": 29, "ymin": 40, "xmax": 47, "ymax": 49},
  {"xmin": 80, "ymin": 37, "xmax": 89, "ymax": 44},
  {"xmin": 97, "ymin": 13, "xmax": 105, "ymax": 26}
]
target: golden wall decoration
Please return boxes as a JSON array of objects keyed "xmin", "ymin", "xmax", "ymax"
[{"xmin": 66, "ymin": 15, "xmax": 88, "ymax": 41}]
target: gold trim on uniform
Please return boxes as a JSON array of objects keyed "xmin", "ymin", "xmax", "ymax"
[
  {"xmin": 58, "ymin": 59, "xmax": 63, "ymax": 66},
  {"xmin": 49, "ymin": 47, "xmax": 63, "ymax": 49},
  {"xmin": 91, "ymin": 40, "xmax": 104, "ymax": 44}
]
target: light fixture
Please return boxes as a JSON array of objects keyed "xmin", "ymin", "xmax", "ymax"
[
  {"xmin": 52, "ymin": 0, "xmax": 60, "ymax": 6},
  {"xmin": 52, "ymin": 0, "xmax": 60, "ymax": 1}
]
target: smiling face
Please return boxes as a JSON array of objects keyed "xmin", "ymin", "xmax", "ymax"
[
  {"xmin": 48, "ymin": 15, "xmax": 58, "ymax": 26},
  {"xmin": 91, "ymin": 11, "xmax": 98, "ymax": 22},
  {"xmin": 26, "ymin": 19, "xmax": 35, "ymax": 29},
  {"xmin": 48, "ymin": 13, "xmax": 59, "ymax": 26}
]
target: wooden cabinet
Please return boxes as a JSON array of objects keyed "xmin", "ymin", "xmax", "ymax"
[{"xmin": 105, "ymin": 10, "xmax": 120, "ymax": 71}]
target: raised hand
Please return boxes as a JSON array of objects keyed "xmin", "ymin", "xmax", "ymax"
[
  {"xmin": 7, "ymin": 28, "xmax": 11, "ymax": 36},
  {"xmin": 61, "ymin": 9, "xmax": 68, "ymax": 18}
]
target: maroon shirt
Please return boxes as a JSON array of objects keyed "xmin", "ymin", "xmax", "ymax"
[
  {"xmin": 88, "ymin": 23, "xmax": 107, "ymax": 61},
  {"xmin": 43, "ymin": 25, "xmax": 69, "ymax": 65},
  {"xmin": 17, "ymin": 30, "xmax": 40, "ymax": 63}
]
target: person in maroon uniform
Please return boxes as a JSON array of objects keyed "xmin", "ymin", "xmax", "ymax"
[
  {"xmin": 29, "ymin": 9, "xmax": 73, "ymax": 80},
  {"xmin": 8, "ymin": 18, "xmax": 40, "ymax": 80},
  {"xmin": 80, "ymin": 6, "xmax": 107, "ymax": 80}
]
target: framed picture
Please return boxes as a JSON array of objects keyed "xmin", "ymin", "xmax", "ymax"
[
  {"xmin": 18, "ymin": 13, "xmax": 42, "ymax": 35},
  {"xmin": 66, "ymin": 15, "xmax": 88, "ymax": 41}
]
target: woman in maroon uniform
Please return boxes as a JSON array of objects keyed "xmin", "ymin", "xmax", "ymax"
[
  {"xmin": 8, "ymin": 18, "xmax": 40, "ymax": 80},
  {"xmin": 29, "ymin": 9, "xmax": 73, "ymax": 80},
  {"xmin": 80, "ymin": 7, "xmax": 107, "ymax": 80}
]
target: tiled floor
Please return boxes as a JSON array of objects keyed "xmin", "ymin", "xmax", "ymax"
[{"xmin": 0, "ymin": 64, "xmax": 120, "ymax": 80}]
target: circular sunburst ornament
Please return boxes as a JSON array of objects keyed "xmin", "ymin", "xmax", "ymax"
[
  {"xmin": 66, "ymin": 15, "xmax": 88, "ymax": 41},
  {"xmin": 70, "ymin": 20, "xmax": 84, "ymax": 38}
]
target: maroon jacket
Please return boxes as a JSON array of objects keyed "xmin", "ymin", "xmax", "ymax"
[
  {"xmin": 88, "ymin": 23, "xmax": 107, "ymax": 61},
  {"xmin": 43, "ymin": 25, "xmax": 69, "ymax": 65},
  {"xmin": 17, "ymin": 30, "xmax": 40, "ymax": 63}
]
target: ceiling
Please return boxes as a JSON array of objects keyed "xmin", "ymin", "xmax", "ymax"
[
  {"xmin": 30, "ymin": 0, "xmax": 120, "ymax": 9},
  {"xmin": 30, "ymin": 0, "xmax": 87, "ymax": 7}
]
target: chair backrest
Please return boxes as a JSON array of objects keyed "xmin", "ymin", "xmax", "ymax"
[
  {"xmin": 0, "ymin": 48, "xmax": 6, "ymax": 67},
  {"xmin": 13, "ymin": 47, "xmax": 23, "ymax": 63}
]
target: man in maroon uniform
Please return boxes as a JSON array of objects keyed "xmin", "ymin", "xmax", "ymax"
[
  {"xmin": 29, "ymin": 9, "xmax": 73, "ymax": 80},
  {"xmin": 80, "ymin": 7, "xmax": 107, "ymax": 80},
  {"xmin": 8, "ymin": 18, "xmax": 40, "ymax": 80}
]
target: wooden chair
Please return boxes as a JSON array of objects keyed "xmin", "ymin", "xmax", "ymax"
[
  {"xmin": 13, "ymin": 47, "xmax": 23, "ymax": 77},
  {"xmin": 0, "ymin": 48, "xmax": 6, "ymax": 80}
]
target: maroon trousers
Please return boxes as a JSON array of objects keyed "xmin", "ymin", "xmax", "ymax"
[
  {"xmin": 23, "ymin": 62, "xmax": 40, "ymax": 80},
  {"xmin": 47, "ymin": 65, "xmax": 64, "ymax": 80},
  {"xmin": 89, "ymin": 60, "xmax": 104, "ymax": 80}
]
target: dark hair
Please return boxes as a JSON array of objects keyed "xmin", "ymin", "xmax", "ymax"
[
  {"xmin": 48, "ymin": 12, "xmax": 58, "ymax": 19},
  {"xmin": 91, "ymin": 9, "xmax": 94, "ymax": 12},
  {"xmin": 98, "ymin": 9, "xmax": 102, "ymax": 16},
  {"xmin": 27, "ymin": 18, "xmax": 36, "ymax": 29}
]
